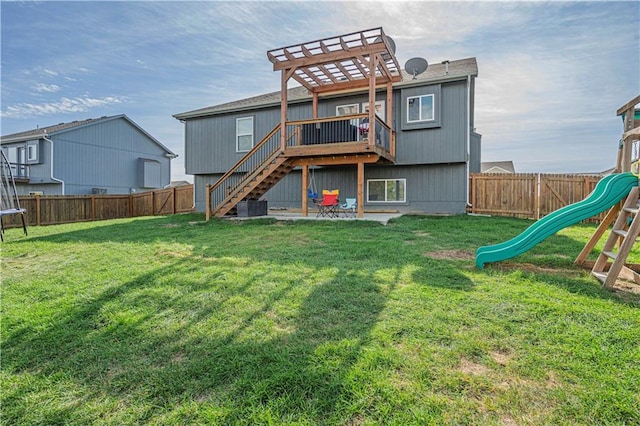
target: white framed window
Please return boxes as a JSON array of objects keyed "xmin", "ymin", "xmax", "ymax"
[
  {"xmin": 337, "ymin": 103, "xmax": 361, "ymax": 137},
  {"xmin": 367, "ymin": 178, "xmax": 406, "ymax": 203},
  {"xmin": 27, "ymin": 140, "xmax": 39, "ymax": 162},
  {"xmin": 362, "ymin": 101, "xmax": 385, "ymax": 119},
  {"xmin": 407, "ymin": 94, "xmax": 434, "ymax": 122},
  {"xmin": 336, "ymin": 103, "xmax": 359, "ymax": 117},
  {"xmin": 236, "ymin": 117, "xmax": 254, "ymax": 152}
]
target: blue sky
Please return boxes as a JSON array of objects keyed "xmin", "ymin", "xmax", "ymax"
[{"xmin": 1, "ymin": 1, "xmax": 638, "ymax": 181}]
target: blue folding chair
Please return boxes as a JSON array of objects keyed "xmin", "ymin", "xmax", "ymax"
[{"xmin": 340, "ymin": 197, "xmax": 357, "ymax": 218}]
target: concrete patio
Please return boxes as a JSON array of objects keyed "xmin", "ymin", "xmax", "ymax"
[{"xmin": 229, "ymin": 210, "xmax": 404, "ymax": 225}]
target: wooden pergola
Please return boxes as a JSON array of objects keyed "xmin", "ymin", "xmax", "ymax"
[{"xmin": 267, "ymin": 27, "xmax": 402, "ymax": 217}]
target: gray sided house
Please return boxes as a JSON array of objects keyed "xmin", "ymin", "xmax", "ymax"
[
  {"xmin": 175, "ymin": 29, "xmax": 481, "ymax": 217},
  {"xmin": 0, "ymin": 115, "xmax": 176, "ymax": 195}
]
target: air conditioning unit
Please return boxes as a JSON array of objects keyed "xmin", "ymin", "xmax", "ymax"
[{"xmin": 92, "ymin": 188, "xmax": 107, "ymax": 194}]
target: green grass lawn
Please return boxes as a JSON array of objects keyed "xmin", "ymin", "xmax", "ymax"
[{"xmin": 1, "ymin": 214, "xmax": 639, "ymax": 425}]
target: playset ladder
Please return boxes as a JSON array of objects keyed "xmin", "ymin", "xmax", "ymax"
[{"xmin": 591, "ymin": 186, "xmax": 640, "ymax": 287}]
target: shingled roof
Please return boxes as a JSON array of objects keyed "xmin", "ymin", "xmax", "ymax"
[
  {"xmin": 174, "ymin": 57, "xmax": 478, "ymax": 120},
  {"xmin": 1, "ymin": 114, "xmax": 176, "ymax": 156}
]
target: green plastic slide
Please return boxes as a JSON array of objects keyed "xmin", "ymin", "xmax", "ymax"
[{"xmin": 475, "ymin": 172, "xmax": 639, "ymax": 268}]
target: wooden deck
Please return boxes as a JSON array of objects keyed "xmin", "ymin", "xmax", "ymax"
[{"xmin": 285, "ymin": 141, "xmax": 394, "ymax": 165}]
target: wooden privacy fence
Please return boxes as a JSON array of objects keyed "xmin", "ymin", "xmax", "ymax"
[
  {"xmin": 468, "ymin": 173, "xmax": 604, "ymax": 220},
  {"xmin": 2, "ymin": 185, "xmax": 193, "ymax": 228}
]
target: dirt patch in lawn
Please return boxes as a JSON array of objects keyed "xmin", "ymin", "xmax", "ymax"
[
  {"xmin": 424, "ymin": 249, "xmax": 474, "ymax": 261},
  {"xmin": 494, "ymin": 262, "xmax": 583, "ymax": 277},
  {"xmin": 459, "ymin": 358, "xmax": 490, "ymax": 376}
]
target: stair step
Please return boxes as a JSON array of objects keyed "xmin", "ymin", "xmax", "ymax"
[
  {"xmin": 624, "ymin": 207, "xmax": 639, "ymax": 215},
  {"xmin": 602, "ymin": 250, "xmax": 617, "ymax": 260},
  {"xmin": 591, "ymin": 271, "xmax": 608, "ymax": 284},
  {"xmin": 614, "ymin": 229, "xmax": 629, "ymax": 238}
]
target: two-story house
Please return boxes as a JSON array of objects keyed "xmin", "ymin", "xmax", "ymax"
[
  {"xmin": 174, "ymin": 28, "xmax": 481, "ymax": 218},
  {"xmin": 0, "ymin": 114, "xmax": 176, "ymax": 195}
]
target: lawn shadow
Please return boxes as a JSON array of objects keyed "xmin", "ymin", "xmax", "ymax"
[
  {"xmin": 3, "ymin": 216, "xmax": 421, "ymax": 423},
  {"xmin": 5, "ymin": 214, "xmax": 635, "ymax": 423},
  {"xmin": 22, "ymin": 214, "xmax": 210, "ymax": 245}
]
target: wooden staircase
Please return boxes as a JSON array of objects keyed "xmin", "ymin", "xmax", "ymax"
[
  {"xmin": 207, "ymin": 124, "xmax": 295, "ymax": 218},
  {"xmin": 591, "ymin": 186, "xmax": 640, "ymax": 287},
  {"xmin": 212, "ymin": 155, "xmax": 294, "ymax": 217}
]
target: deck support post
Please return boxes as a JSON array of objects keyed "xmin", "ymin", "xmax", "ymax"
[
  {"xmin": 302, "ymin": 165, "xmax": 309, "ymax": 217},
  {"xmin": 357, "ymin": 161, "xmax": 365, "ymax": 218},
  {"xmin": 367, "ymin": 54, "xmax": 377, "ymax": 148},
  {"xmin": 312, "ymin": 93, "xmax": 318, "ymax": 119},
  {"xmin": 387, "ymin": 81, "xmax": 395, "ymax": 157},
  {"xmin": 280, "ymin": 70, "xmax": 289, "ymax": 152},
  {"xmin": 205, "ymin": 184, "xmax": 211, "ymax": 221}
]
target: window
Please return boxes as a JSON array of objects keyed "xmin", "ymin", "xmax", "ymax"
[
  {"xmin": 367, "ymin": 179, "xmax": 406, "ymax": 203},
  {"xmin": 27, "ymin": 140, "xmax": 39, "ymax": 163},
  {"xmin": 236, "ymin": 117, "xmax": 254, "ymax": 152},
  {"xmin": 407, "ymin": 94, "xmax": 434, "ymax": 122},
  {"xmin": 336, "ymin": 103, "xmax": 360, "ymax": 129},
  {"xmin": 336, "ymin": 104, "xmax": 359, "ymax": 117},
  {"xmin": 362, "ymin": 101, "xmax": 385, "ymax": 119}
]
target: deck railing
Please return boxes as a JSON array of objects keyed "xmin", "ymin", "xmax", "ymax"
[
  {"xmin": 285, "ymin": 114, "xmax": 393, "ymax": 153},
  {"xmin": 4, "ymin": 162, "xmax": 29, "ymax": 179}
]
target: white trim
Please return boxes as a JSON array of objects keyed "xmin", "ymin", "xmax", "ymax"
[
  {"xmin": 43, "ymin": 135, "xmax": 65, "ymax": 195},
  {"xmin": 236, "ymin": 117, "xmax": 254, "ymax": 152},
  {"xmin": 406, "ymin": 94, "xmax": 434, "ymax": 123}
]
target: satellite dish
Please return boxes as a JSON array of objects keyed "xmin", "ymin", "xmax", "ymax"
[
  {"xmin": 374, "ymin": 35, "xmax": 396, "ymax": 53},
  {"xmin": 404, "ymin": 57, "xmax": 428, "ymax": 79},
  {"xmin": 374, "ymin": 36, "xmax": 396, "ymax": 61}
]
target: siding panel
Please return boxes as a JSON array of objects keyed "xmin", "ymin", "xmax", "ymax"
[{"xmin": 53, "ymin": 117, "xmax": 170, "ymax": 194}]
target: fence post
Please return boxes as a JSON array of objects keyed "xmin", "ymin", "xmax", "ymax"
[
  {"xmin": 152, "ymin": 190, "xmax": 156, "ymax": 216},
  {"xmin": 173, "ymin": 187, "xmax": 177, "ymax": 214},
  {"xmin": 129, "ymin": 193, "xmax": 134, "ymax": 218},
  {"xmin": 35, "ymin": 195, "xmax": 41, "ymax": 226},
  {"xmin": 534, "ymin": 173, "xmax": 540, "ymax": 220},
  {"xmin": 470, "ymin": 174, "xmax": 476, "ymax": 214},
  {"xmin": 91, "ymin": 195, "xmax": 96, "ymax": 222}
]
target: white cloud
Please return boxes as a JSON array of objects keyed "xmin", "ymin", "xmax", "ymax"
[
  {"xmin": 34, "ymin": 83, "xmax": 61, "ymax": 93},
  {"xmin": 0, "ymin": 96, "xmax": 127, "ymax": 119}
]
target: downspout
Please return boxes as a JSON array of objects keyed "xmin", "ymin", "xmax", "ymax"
[
  {"xmin": 466, "ymin": 75, "xmax": 471, "ymax": 207},
  {"xmin": 43, "ymin": 134, "xmax": 65, "ymax": 195}
]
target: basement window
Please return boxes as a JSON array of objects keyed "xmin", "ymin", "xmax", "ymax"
[
  {"xmin": 236, "ymin": 117, "xmax": 254, "ymax": 152},
  {"xmin": 367, "ymin": 178, "xmax": 406, "ymax": 203}
]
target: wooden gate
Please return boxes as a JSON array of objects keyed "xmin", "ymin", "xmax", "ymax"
[{"xmin": 469, "ymin": 173, "xmax": 603, "ymax": 220}]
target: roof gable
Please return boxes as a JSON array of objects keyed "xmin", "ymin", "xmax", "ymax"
[
  {"xmin": 1, "ymin": 114, "xmax": 176, "ymax": 156},
  {"xmin": 481, "ymin": 161, "xmax": 515, "ymax": 173}
]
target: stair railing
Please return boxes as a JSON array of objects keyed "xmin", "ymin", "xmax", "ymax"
[{"xmin": 207, "ymin": 124, "xmax": 281, "ymax": 218}]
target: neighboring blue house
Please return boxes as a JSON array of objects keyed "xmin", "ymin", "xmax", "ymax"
[
  {"xmin": 174, "ymin": 28, "xmax": 481, "ymax": 218},
  {"xmin": 0, "ymin": 114, "xmax": 176, "ymax": 195}
]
